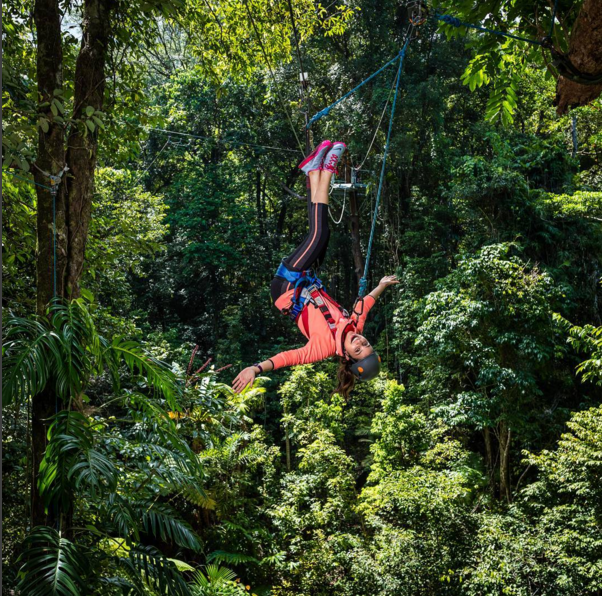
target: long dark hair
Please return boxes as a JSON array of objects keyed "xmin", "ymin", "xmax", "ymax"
[{"xmin": 334, "ymin": 357, "xmax": 356, "ymax": 399}]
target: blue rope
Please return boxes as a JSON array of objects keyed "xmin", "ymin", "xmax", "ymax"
[
  {"xmin": 307, "ymin": 50, "xmax": 405, "ymax": 128},
  {"xmin": 3, "ymin": 169, "xmax": 53, "ymax": 190},
  {"xmin": 358, "ymin": 36, "xmax": 410, "ymax": 298},
  {"xmin": 435, "ymin": 12, "xmax": 544, "ymax": 47}
]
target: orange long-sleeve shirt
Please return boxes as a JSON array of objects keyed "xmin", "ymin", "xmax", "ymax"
[{"xmin": 269, "ymin": 291, "xmax": 376, "ymax": 370}]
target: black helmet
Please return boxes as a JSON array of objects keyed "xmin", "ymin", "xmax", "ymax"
[{"xmin": 350, "ymin": 352, "xmax": 381, "ymax": 381}]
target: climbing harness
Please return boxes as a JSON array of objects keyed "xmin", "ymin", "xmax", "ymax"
[{"xmin": 276, "ymin": 261, "xmax": 349, "ymax": 336}]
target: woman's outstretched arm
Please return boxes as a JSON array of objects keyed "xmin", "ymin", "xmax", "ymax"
[
  {"xmin": 354, "ymin": 275, "xmax": 399, "ymax": 332},
  {"xmin": 368, "ymin": 275, "xmax": 399, "ymax": 300},
  {"xmin": 232, "ymin": 359, "xmax": 274, "ymax": 394},
  {"xmin": 231, "ymin": 338, "xmax": 331, "ymax": 393}
]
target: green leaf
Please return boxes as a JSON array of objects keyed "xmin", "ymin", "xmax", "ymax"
[
  {"xmin": 80, "ymin": 287, "xmax": 95, "ymax": 301},
  {"xmin": 17, "ymin": 526, "xmax": 91, "ymax": 596},
  {"xmin": 140, "ymin": 502, "xmax": 203, "ymax": 551},
  {"xmin": 168, "ymin": 558, "xmax": 195, "ymax": 572}
]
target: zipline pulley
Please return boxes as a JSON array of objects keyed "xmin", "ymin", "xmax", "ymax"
[
  {"xmin": 330, "ymin": 168, "xmax": 367, "ymax": 194},
  {"xmin": 407, "ymin": 1, "xmax": 428, "ymax": 27}
]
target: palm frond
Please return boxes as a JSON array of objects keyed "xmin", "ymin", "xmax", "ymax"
[
  {"xmin": 38, "ymin": 411, "xmax": 117, "ymax": 509},
  {"xmin": 103, "ymin": 494, "xmax": 140, "ymax": 541},
  {"xmin": 17, "ymin": 526, "xmax": 91, "ymax": 596},
  {"xmin": 206, "ymin": 551, "xmax": 260, "ymax": 565},
  {"xmin": 140, "ymin": 502, "xmax": 203, "ymax": 552},
  {"xmin": 168, "ymin": 558, "xmax": 196, "ymax": 572},
  {"xmin": 98, "ymin": 575, "xmax": 137, "ymax": 594},
  {"xmin": 70, "ymin": 448, "xmax": 118, "ymax": 494},
  {"xmin": 108, "ymin": 338, "xmax": 179, "ymax": 408},
  {"xmin": 2, "ymin": 299, "xmax": 102, "ymax": 407},
  {"xmin": 126, "ymin": 393, "xmax": 203, "ymax": 474},
  {"xmin": 120, "ymin": 545, "xmax": 192, "ymax": 596},
  {"xmin": 191, "ymin": 564, "xmax": 237, "ymax": 588},
  {"xmin": 182, "ymin": 485, "xmax": 216, "ymax": 509},
  {"xmin": 2, "ymin": 317, "xmax": 63, "ymax": 406}
]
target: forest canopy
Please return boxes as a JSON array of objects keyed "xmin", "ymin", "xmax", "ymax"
[{"xmin": 2, "ymin": 0, "xmax": 602, "ymax": 594}]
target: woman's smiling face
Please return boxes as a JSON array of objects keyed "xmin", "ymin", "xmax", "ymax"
[{"xmin": 344, "ymin": 332, "xmax": 373, "ymax": 361}]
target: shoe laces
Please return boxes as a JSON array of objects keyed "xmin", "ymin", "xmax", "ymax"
[{"xmin": 327, "ymin": 153, "xmax": 339, "ymax": 167}]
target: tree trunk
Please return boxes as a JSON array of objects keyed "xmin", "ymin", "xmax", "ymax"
[
  {"xmin": 30, "ymin": 387, "xmax": 56, "ymax": 527},
  {"xmin": 571, "ymin": 113, "xmax": 578, "ymax": 159},
  {"xmin": 498, "ymin": 422, "xmax": 512, "ymax": 503},
  {"xmin": 64, "ymin": 0, "xmax": 115, "ymax": 298},
  {"xmin": 256, "ymin": 170, "xmax": 264, "ymax": 234},
  {"xmin": 34, "ymin": 0, "xmax": 67, "ymax": 314},
  {"xmin": 31, "ymin": 0, "xmax": 115, "ymax": 528},
  {"xmin": 483, "ymin": 426, "xmax": 495, "ymax": 493},
  {"xmin": 31, "ymin": 0, "xmax": 68, "ymax": 530},
  {"xmin": 555, "ymin": 0, "xmax": 602, "ymax": 114}
]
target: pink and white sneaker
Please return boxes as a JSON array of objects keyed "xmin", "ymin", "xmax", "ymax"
[
  {"xmin": 298, "ymin": 140, "xmax": 333, "ymax": 175},
  {"xmin": 321, "ymin": 142, "xmax": 347, "ymax": 174}
]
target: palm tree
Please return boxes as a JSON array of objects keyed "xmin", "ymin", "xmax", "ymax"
[
  {"xmin": 4, "ymin": 299, "xmax": 208, "ymax": 594},
  {"xmin": 190, "ymin": 564, "xmax": 251, "ymax": 596}
]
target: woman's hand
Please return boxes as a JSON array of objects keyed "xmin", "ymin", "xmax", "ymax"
[
  {"xmin": 232, "ymin": 366, "xmax": 257, "ymax": 394},
  {"xmin": 368, "ymin": 275, "xmax": 400, "ymax": 301},
  {"xmin": 378, "ymin": 274, "xmax": 399, "ymax": 288}
]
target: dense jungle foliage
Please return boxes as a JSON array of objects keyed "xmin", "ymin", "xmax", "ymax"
[{"xmin": 2, "ymin": 0, "xmax": 602, "ymax": 594}]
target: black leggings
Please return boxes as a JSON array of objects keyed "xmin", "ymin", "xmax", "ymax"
[{"xmin": 271, "ymin": 201, "xmax": 330, "ymax": 302}]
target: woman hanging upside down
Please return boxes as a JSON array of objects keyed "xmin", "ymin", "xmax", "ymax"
[{"xmin": 232, "ymin": 140, "xmax": 398, "ymax": 398}]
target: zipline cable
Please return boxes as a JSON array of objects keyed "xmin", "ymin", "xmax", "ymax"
[
  {"xmin": 286, "ymin": 0, "xmax": 308, "ymax": 106},
  {"xmin": 119, "ymin": 120, "xmax": 303, "ymax": 154},
  {"xmin": 307, "ymin": 50, "xmax": 406, "ymax": 128},
  {"xmin": 311, "ymin": 0, "xmax": 561, "ymax": 132},
  {"xmin": 434, "ymin": 0, "xmax": 560, "ymax": 48},
  {"xmin": 3, "ymin": 169, "xmax": 53, "ymax": 190},
  {"xmin": 354, "ymin": 65, "xmax": 398, "ymax": 173},
  {"xmin": 434, "ymin": 13, "xmax": 545, "ymax": 46},
  {"xmin": 358, "ymin": 35, "xmax": 410, "ymax": 297},
  {"xmin": 286, "ymin": 0, "xmax": 312, "ymax": 171},
  {"xmin": 132, "ymin": 137, "xmax": 172, "ymax": 185}
]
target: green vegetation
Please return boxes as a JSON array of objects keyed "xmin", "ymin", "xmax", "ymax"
[{"xmin": 2, "ymin": 0, "xmax": 602, "ymax": 594}]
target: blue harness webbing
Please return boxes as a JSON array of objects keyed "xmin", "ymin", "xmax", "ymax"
[{"xmin": 276, "ymin": 261, "xmax": 348, "ymax": 327}]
